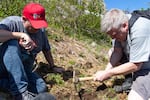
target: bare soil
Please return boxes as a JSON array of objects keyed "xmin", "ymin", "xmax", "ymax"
[{"xmin": 35, "ymin": 29, "xmax": 128, "ymax": 100}]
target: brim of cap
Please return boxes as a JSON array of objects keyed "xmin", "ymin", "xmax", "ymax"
[{"xmin": 29, "ymin": 19, "xmax": 48, "ymax": 29}]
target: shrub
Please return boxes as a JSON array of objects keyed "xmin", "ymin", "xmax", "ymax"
[{"xmin": 0, "ymin": 0, "xmax": 110, "ymax": 44}]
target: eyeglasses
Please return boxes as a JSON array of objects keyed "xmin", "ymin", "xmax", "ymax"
[{"xmin": 107, "ymin": 28, "xmax": 122, "ymax": 39}]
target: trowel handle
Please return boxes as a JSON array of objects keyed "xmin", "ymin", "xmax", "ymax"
[{"xmin": 78, "ymin": 76, "xmax": 93, "ymax": 82}]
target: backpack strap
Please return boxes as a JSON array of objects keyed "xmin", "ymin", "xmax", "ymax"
[
  {"xmin": 129, "ymin": 10, "xmax": 150, "ymax": 33},
  {"xmin": 129, "ymin": 11, "xmax": 140, "ymax": 28}
]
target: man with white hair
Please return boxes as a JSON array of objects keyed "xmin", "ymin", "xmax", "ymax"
[{"xmin": 94, "ymin": 9, "xmax": 150, "ymax": 100}]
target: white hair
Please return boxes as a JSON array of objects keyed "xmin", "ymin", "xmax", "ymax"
[{"xmin": 101, "ymin": 8, "xmax": 129, "ymax": 33}]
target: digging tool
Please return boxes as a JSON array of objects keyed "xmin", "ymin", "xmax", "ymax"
[
  {"xmin": 73, "ymin": 70, "xmax": 94, "ymax": 84},
  {"xmin": 73, "ymin": 76, "xmax": 94, "ymax": 83},
  {"xmin": 73, "ymin": 70, "xmax": 94, "ymax": 100}
]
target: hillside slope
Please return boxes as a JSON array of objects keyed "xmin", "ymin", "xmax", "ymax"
[{"xmin": 35, "ymin": 29, "xmax": 128, "ymax": 100}]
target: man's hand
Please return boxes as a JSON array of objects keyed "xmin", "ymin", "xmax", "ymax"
[
  {"xmin": 93, "ymin": 70, "xmax": 111, "ymax": 82},
  {"xmin": 51, "ymin": 65, "xmax": 65, "ymax": 74},
  {"xmin": 19, "ymin": 33, "xmax": 37, "ymax": 51}
]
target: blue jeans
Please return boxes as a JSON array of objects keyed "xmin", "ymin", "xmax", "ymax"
[{"xmin": 0, "ymin": 40, "xmax": 47, "ymax": 96}]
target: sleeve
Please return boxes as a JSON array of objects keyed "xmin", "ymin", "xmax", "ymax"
[
  {"xmin": 0, "ymin": 17, "xmax": 13, "ymax": 31},
  {"xmin": 130, "ymin": 36, "xmax": 150, "ymax": 63},
  {"xmin": 129, "ymin": 17, "xmax": 150, "ymax": 63},
  {"xmin": 0, "ymin": 24, "xmax": 10, "ymax": 30}
]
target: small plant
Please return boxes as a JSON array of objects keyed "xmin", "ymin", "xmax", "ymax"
[
  {"xmin": 68, "ymin": 60, "xmax": 76, "ymax": 65},
  {"xmin": 45, "ymin": 73, "xmax": 64, "ymax": 85}
]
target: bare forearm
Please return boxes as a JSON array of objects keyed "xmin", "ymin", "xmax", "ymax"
[
  {"xmin": 0, "ymin": 30, "xmax": 23, "ymax": 42},
  {"xmin": 0, "ymin": 29, "xmax": 36, "ymax": 51},
  {"xmin": 43, "ymin": 50, "xmax": 54, "ymax": 67},
  {"xmin": 109, "ymin": 51, "xmax": 122, "ymax": 66},
  {"xmin": 105, "ymin": 49, "xmax": 122, "ymax": 70},
  {"xmin": 109, "ymin": 62, "xmax": 142, "ymax": 76},
  {"xmin": 105, "ymin": 63, "xmax": 113, "ymax": 70}
]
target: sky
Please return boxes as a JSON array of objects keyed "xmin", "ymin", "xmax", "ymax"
[{"xmin": 104, "ymin": 0, "xmax": 150, "ymax": 12}]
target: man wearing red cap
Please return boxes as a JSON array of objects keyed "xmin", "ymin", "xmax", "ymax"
[{"xmin": 0, "ymin": 2, "xmax": 63, "ymax": 100}]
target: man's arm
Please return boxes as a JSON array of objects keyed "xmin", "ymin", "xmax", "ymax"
[
  {"xmin": 0, "ymin": 30, "xmax": 22, "ymax": 42},
  {"xmin": 105, "ymin": 47, "xmax": 123, "ymax": 70},
  {"xmin": 42, "ymin": 50, "xmax": 54, "ymax": 68},
  {"xmin": 0, "ymin": 29, "xmax": 36, "ymax": 50},
  {"xmin": 94, "ymin": 62, "xmax": 142, "ymax": 82},
  {"xmin": 43, "ymin": 50, "xmax": 65, "ymax": 73}
]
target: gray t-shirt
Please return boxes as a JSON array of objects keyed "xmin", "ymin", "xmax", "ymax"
[
  {"xmin": 114, "ymin": 15, "xmax": 150, "ymax": 70},
  {"xmin": 128, "ymin": 16, "xmax": 150, "ymax": 70},
  {"xmin": 0, "ymin": 16, "xmax": 50, "ymax": 57}
]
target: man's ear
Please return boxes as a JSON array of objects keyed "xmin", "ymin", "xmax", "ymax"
[
  {"xmin": 22, "ymin": 16, "xmax": 28, "ymax": 22},
  {"xmin": 122, "ymin": 22, "xmax": 128, "ymax": 28},
  {"xmin": 122, "ymin": 22, "xmax": 128, "ymax": 31}
]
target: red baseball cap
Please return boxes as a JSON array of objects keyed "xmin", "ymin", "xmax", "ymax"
[{"xmin": 22, "ymin": 3, "xmax": 48, "ymax": 29}]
